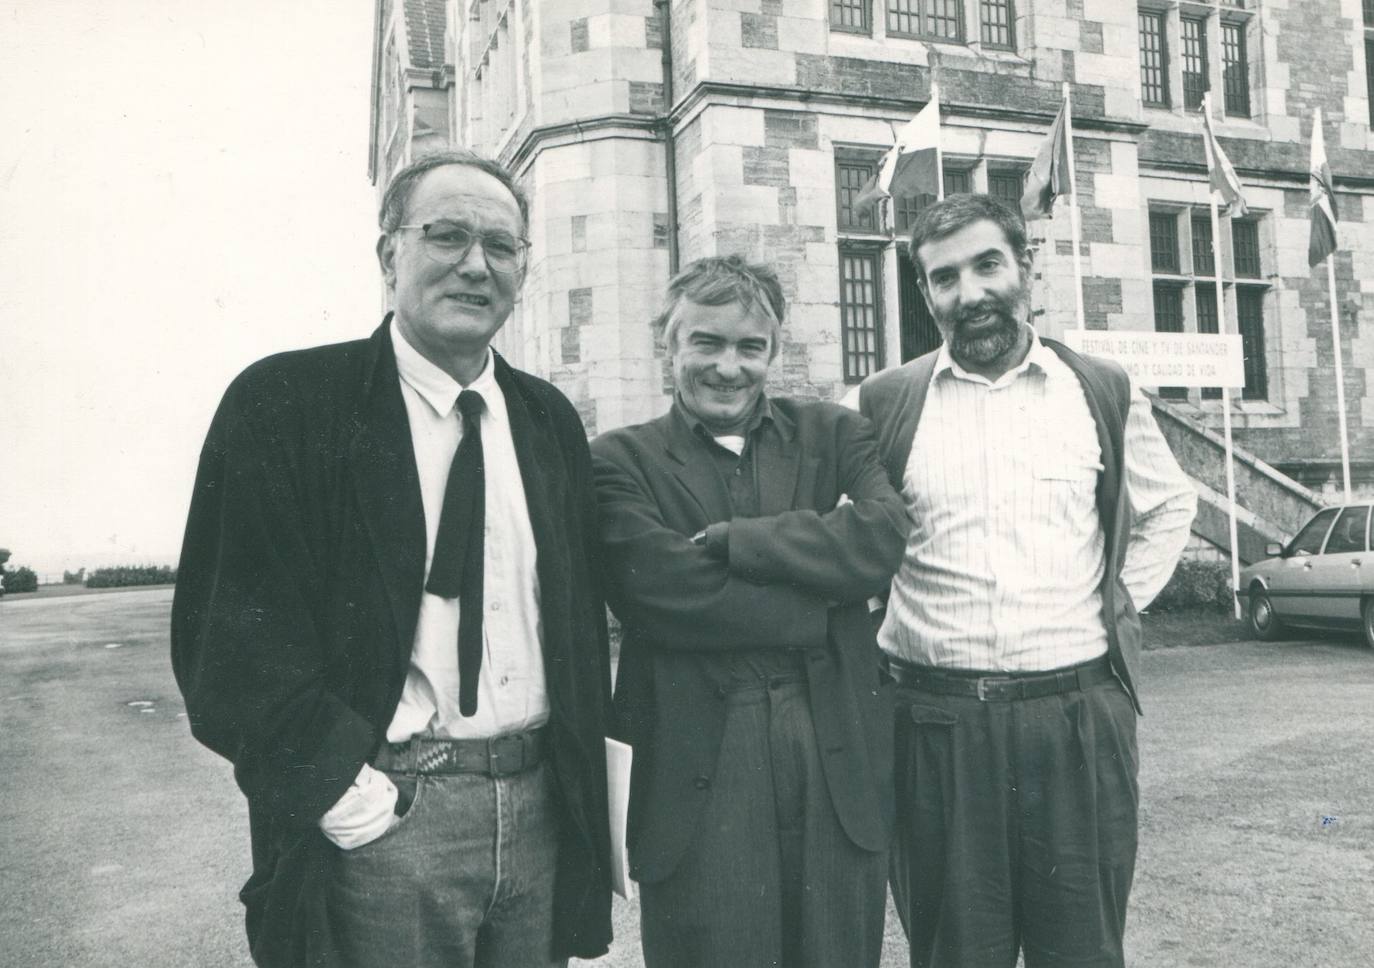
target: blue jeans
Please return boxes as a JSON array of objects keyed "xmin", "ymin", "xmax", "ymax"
[{"xmin": 328, "ymin": 761, "xmax": 566, "ymax": 968}]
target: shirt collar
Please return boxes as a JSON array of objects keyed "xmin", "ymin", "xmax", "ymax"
[
  {"xmin": 673, "ymin": 392, "xmax": 775, "ymax": 443},
  {"xmin": 390, "ymin": 322, "xmax": 498, "ymax": 419},
  {"xmin": 933, "ymin": 325, "xmax": 1048, "ymax": 389}
]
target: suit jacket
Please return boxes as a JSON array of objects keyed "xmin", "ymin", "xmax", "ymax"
[
  {"xmin": 170, "ymin": 318, "xmax": 612, "ymax": 967},
  {"xmin": 591, "ymin": 398, "xmax": 907, "ymax": 884}
]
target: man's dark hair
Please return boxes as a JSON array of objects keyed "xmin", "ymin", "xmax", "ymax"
[
  {"xmin": 907, "ymin": 193, "xmax": 1031, "ymax": 282},
  {"xmin": 656, "ymin": 255, "xmax": 786, "ymax": 359},
  {"xmin": 378, "ymin": 149, "xmax": 530, "ymax": 235}
]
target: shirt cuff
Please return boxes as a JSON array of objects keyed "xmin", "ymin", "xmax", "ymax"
[{"xmin": 318, "ymin": 763, "xmax": 399, "ymax": 849}]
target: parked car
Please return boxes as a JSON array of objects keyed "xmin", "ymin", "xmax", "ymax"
[{"xmin": 1236, "ymin": 503, "xmax": 1374, "ymax": 648}]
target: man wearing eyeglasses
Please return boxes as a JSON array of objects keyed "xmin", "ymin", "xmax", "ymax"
[{"xmin": 172, "ymin": 150, "xmax": 612, "ymax": 968}]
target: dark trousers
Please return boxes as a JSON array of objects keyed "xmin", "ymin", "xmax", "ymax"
[
  {"xmin": 891, "ymin": 669, "xmax": 1139, "ymax": 968},
  {"xmin": 640, "ymin": 676, "xmax": 888, "ymax": 968}
]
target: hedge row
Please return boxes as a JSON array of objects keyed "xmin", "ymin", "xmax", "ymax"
[
  {"xmin": 1148, "ymin": 559, "xmax": 1234, "ymax": 613},
  {"xmin": 1, "ymin": 566, "xmax": 39, "ymax": 594},
  {"xmin": 85, "ymin": 565, "xmax": 177, "ymax": 588}
]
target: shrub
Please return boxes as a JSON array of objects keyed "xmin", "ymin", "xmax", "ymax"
[
  {"xmin": 1148, "ymin": 559, "xmax": 1234, "ymax": 613},
  {"xmin": 2, "ymin": 566, "xmax": 39, "ymax": 594},
  {"xmin": 63, "ymin": 568, "xmax": 86, "ymax": 585},
  {"xmin": 85, "ymin": 565, "xmax": 177, "ymax": 588}
]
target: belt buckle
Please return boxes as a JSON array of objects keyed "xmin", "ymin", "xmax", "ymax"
[
  {"xmin": 490, "ymin": 732, "xmax": 526, "ymax": 776},
  {"xmin": 976, "ymin": 676, "xmax": 1014, "ymax": 701}
]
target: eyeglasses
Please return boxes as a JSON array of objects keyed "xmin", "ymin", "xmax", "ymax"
[{"xmin": 397, "ymin": 220, "xmax": 530, "ymax": 274}]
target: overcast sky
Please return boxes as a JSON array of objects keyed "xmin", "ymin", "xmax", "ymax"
[{"xmin": 0, "ymin": 0, "xmax": 382, "ymax": 576}]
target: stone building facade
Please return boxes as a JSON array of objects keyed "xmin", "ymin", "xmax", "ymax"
[{"xmin": 372, "ymin": 0, "xmax": 1374, "ymax": 515}]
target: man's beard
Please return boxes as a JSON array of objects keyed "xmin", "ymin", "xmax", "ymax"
[{"xmin": 945, "ymin": 289, "xmax": 1028, "ymax": 369}]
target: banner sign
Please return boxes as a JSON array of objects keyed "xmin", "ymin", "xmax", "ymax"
[{"xmin": 1062, "ymin": 331, "xmax": 1245, "ymax": 389}]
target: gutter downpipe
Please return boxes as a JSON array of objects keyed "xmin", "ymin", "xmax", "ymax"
[{"xmin": 656, "ymin": 0, "xmax": 680, "ymax": 274}]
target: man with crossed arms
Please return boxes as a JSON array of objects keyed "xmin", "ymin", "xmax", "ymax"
[
  {"xmin": 593, "ymin": 255, "xmax": 906, "ymax": 967},
  {"xmin": 853, "ymin": 194, "xmax": 1196, "ymax": 968}
]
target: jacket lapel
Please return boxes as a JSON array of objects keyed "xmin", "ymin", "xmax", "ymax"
[{"xmin": 348, "ymin": 319, "xmax": 426, "ymax": 667}]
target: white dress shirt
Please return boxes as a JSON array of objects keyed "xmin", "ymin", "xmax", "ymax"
[
  {"xmin": 878, "ymin": 332, "xmax": 1197, "ymax": 672},
  {"xmin": 320, "ymin": 325, "xmax": 547, "ymax": 847}
]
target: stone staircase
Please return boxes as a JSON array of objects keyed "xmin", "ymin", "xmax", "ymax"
[{"xmin": 1150, "ymin": 396, "xmax": 1324, "ymax": 566}]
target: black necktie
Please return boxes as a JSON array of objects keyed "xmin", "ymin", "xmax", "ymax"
[{"xmin": 425, "ymin": 388, "xmax": 485, "ymax": 717}]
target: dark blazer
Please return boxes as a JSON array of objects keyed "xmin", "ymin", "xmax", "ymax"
[
  {"xmin": 591, "ymin": 399, "xmax": 907, "ymax": 884},
  {"xmin": 171, "ymin": 318, "xmax": 612, "ymax": 967}
]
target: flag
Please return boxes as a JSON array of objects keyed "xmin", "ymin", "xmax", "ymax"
[
  {"xmin": 1020, "ymin": 98, "xmax": 1071, "ymax": 221},
  {"xmin": 1308, "ymin": 107, "xmax": 1339, "ymax": 267},
  {"xmin": 1201, "ymin": 108, "xmax": 1248, "ymax": 218},
  {"xmin": 854, "ymin": 94, "xmax": 941, "ymax": 210}
]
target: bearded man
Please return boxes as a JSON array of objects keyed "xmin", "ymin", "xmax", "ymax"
[{"xmin": 850, "ymin": 194, "xmax": 1196, "ymax": 968}]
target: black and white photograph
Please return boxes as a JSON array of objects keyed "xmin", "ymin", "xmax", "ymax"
[{"xmin": 2, "ymin": 1, "xmax": 1372, "ymax": 966}]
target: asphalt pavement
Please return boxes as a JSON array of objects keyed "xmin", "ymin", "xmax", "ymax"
[{"xmin": 1, "ymin": 589, "xmax": 1370, "ymax": 967}]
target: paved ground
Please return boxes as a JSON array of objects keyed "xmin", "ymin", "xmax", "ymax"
[{"xmin": 1, "ymin": 589, "xmax": 1370, "ymax": 967}]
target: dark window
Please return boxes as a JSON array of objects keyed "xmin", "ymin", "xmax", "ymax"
[
  {"xmin": 1181, "ymin": 16, "xmax": 1208, "ymax": 110},
  {"xmin": 1233, "ymin": 220, "xmax": 1261, "ymax": 277},
  {"xmin": 1153, "ymin": 283, "xmax": 1188, "ymax": 399},
  {"xmin": 980, "ymin": 0, "xmax": 1015, "ymax": 49},
  {"xmin": 944, "ymin": 169, "xmax": 972, "ymax": 195},
  {"xmin": 893, "ymin": 169, "xmax": 968, "ymax": 235},
  {"xmin": 1237, "ymin": 287, "xmax": 1268, "ymax": 400},
  {"xmin": 1195, "ymin": 285, "xmax": 1220, "ymax": 336},
  {"xmin": 1222, "ymin": 22, "xmax": 1251, "ymax": 117},
  {"xmin": 898, "ymin": 245, "xmax": 941, "ymax": 361},
  {"xmin": 1139, "ymin": 11, "xmax": 1169, "ymax": 107},
  {"xmin": 1196, "ymin": 285, "xmax": 1222, "ymax": 400},
  {"xmin": 1365, "ymin": 0, "xmax": 1374, "ymax": 25},
  {"xmin": 1368, "ymin": 38, "xmax": 1374, "ymax": 127},
  {"xmin": 840, "ymin": 248, "xmax": 884, "ymax": 382},
  {"xmin": 831, "ymin": 0, "xmax": 869, "ymax": 32},
  {"xmin": 836, "ymin": 159, "xmax": 879, "ymax": 232},
  {"xmin": 1192, "ymin": 215, "xmax": 1215, "ymax": 276},
  {"xmin": 893, "ymin": 194, "xmax": 931, "ymax": 235},
  {"xmin": 888, "ymin": 0, "xmax": 964, "ymax": 41},
  {"xmin": 1287, "ymin": 508, "xmax": 1338, "ymax": 557},
  {"xmin": 1325, "ymin": 506, "xmax": 1370, "ymax": 554},
  {"xmin": 988, "ymin": 170, "xmax": 1025, "ymax": 209},
  {"xmin": 1150, "ymin": 212, "xmax": 1180, "ymax": 273}
]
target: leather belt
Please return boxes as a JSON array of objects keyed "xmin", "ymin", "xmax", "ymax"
[
  {"xmin": 888, "ymin": 656, "xmax": 1115, "ymax": 702},
  {"xmin": 375, "ymin": 727, "xmax": 546, "ymax": 777}
]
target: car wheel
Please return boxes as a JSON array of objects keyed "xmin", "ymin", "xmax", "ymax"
[
  {"xmin": 1248, "ymin": 588, "xmax": 1284, "ymax": 641},
  {"xmin": 1362, "ymin": 599, "xmax": 1374, "ymax": 650}
]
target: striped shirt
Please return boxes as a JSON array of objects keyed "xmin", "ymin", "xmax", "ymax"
[{"xmin": 878, "ymin": 333, "xmax": 1196, "ymax": 672}]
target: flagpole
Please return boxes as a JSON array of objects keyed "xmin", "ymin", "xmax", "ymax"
[
  {"xmin": 933, "ymin": 82, "xmax": 944, "ymax": 201},
  {"xmin": 1203, "ymin": 93, "xmax": 1243, "ymax": 619},
  {"xmin": 1063, "ymin": 82, "xmax": 1085, "ymax": 332},
  {"xmin": 1325, "ymin": 255, "xmax": 1353, "ymax": 500}
]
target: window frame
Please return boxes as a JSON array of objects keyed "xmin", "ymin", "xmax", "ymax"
[
  {"xmin": 838, "ymin": 244, "xmax": 887, "ymax": 383},
  {"xmin": 830, "ymin": 0, "xmax": 872, "ymax": 35},
  {"xmin": 835, "ymin": 155, "xmax": 884, "ymax": 234},
  {"xmin": 1180, "ymin": 14, "xmax": 1209, "ymax": 112},
  {"xmin": 1139, "ymin": 9, "xmax": 1171, "ymax": 108},
  {"xmin": 1221, "ymin": 19, "xmax": 1251, "ymax": 118},
  {"xmin": 887, "ymin": 0, "xmax": 965, "ymax": 43},
  {"xmin": 979, "ymin": 0, "xmax": 1016, "ymax": 50}
]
